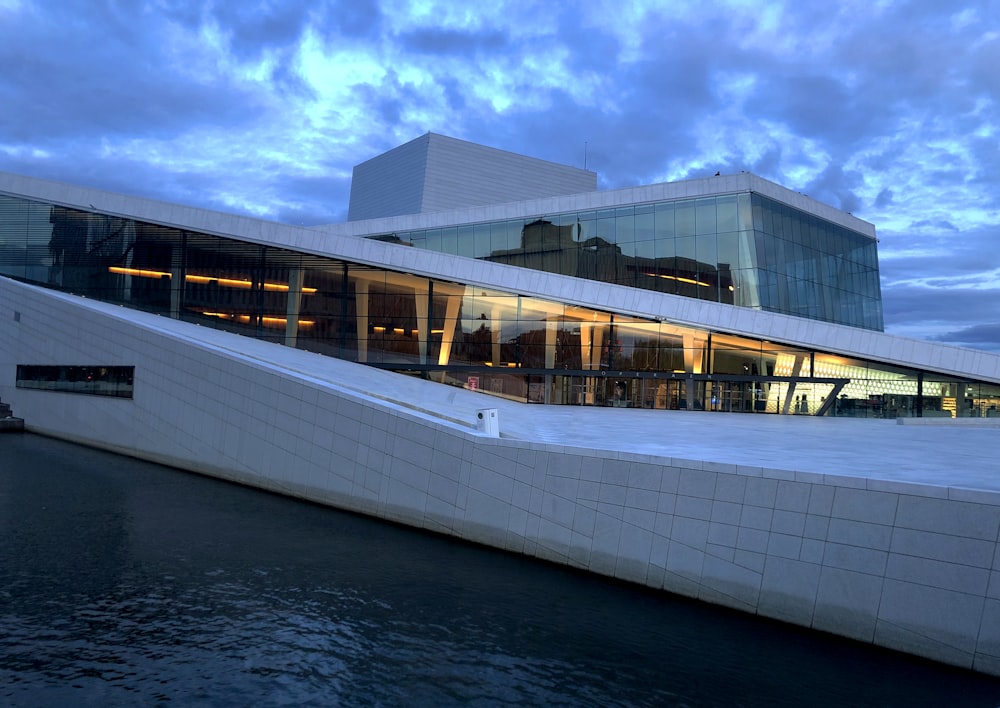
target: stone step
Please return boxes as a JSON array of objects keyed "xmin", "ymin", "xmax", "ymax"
[
  {"xmin": 0, "ymin": 416, "xmax": 24, "ymax": 432},
  {"xmin": 0, "ymin": 398, "xmax": 24, "ymax": 431}
]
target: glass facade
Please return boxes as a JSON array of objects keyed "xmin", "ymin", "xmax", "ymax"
[
  {"xmin": 377, "ymin": 193, "xmax": 884, "ymax": 331},
  {"xmin": 16, "ymin": 365, "xmax": 134, "ymax": 398},
  {"xmin": 1, "ymin": 193, "xmax": 995, "ymax": 418}
]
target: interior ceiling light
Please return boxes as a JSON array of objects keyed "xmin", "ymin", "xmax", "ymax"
[
  {"xmin": 109, "ymin": 267, "xmax": 316, "ymax": 293},
  {"xmin": 200, "ymin": 312, "xmax": 314, "ymax": 327},
  {"xmin": 644, "ymin": 272, "xmax": 712, "ymax": 288}
]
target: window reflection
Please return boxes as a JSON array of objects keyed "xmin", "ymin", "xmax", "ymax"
[
  {"xmin": 16, "ymin": 365, "xmax": 134, "ymax": 398},
  {"xmin": 389, "ymin": 193, "xmax": 883, "ymax": 331}
]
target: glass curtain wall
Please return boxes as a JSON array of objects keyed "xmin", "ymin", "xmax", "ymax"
[
  {"xmin": 0, "ymin": 193, "xmax": 993, "ymax": 417},
  {"xmin": 389, "ymin": 193, "xmax": 883, "ymax": 331}
]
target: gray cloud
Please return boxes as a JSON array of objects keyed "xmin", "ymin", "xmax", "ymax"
[
  {"xmin": 880, "ymin": 219, "xmax": 1000, "ymax": 352},
  {"xmin": 931, "ymin": 323, "xmax": 1000, "ymax": 352},
  {"xmin": 0, "ymin": 10, "xmax": 265, "ymax": 145},
  {"xmin": 399, "ymin": 28, "xmax": 509, "ymax": 55},
  {"xmin": 882, "ymin": 282, "xmax": 1000, "ymax": 324},
  {"xmin": 209, "ymin": 2, "xmax": 314, "ymax": 56}
]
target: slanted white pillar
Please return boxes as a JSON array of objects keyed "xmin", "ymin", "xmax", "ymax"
[
  {"xmin": 683, "ymin": 333, "xmax": 706, "ymax": 410},
  {"xmin": 437, "ymin": 295, "xmax": 462, "ymax": 366},
  {"xmin": 580, "ymin": 323, "xmax": 605, "ymax": 405},
  {"xmin": 355, "ymin": 281, "xmax": 369, "ymax": 363},
  {"xmin": 683, "ymin": 333, "xmax": 704, "ymax": 374},
  {"xmin": 170, "ymin": 246, "xmax": 183, "ymax": 319},
  {"xmin": 782, "ymin": 353, "xmax": 807, "ymax": 414},
  {"xmin": 591, "ymin": 327, "xmax": 604, "ymax": 370},
  {"xmin": 284, "ymin": 267, "xmax": 303, "ymax": 347},
  {"xmin": 414, "ymin": 290, "xmax": 429, "ymax": 366},
  {"xmin": 491, "ymin": 306, "xmax": 502, "ymax": 366},
  {"xmin": 544, "ymin": 320, "xmax": 557, "ymax": 404}
]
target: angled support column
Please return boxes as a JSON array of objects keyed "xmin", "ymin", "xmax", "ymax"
[
  {"xmin": 414, "ymin": 290, "xmax": 429, "ymax": 366},
  {"xmin": 683, "ymin": 333, "xmax": 705, "ymax": 410},
  {"xmin": 284, "ymin": 267, "xmax": 303, "ymax": 347},
  {"xmin": 544, "ymin": 319, "xmax": 557, "ymax": 404},
  {"xmin": 782, "ymin": 382, "xmax": 798, "ymax": 415},
  {"xmin": 590, "ymin": 326, "xmax": 604, "ymax": 370},
  {"xmin": 815, "ymin": 381, "xmax": 847, "ymax": 417},
  {"xmin": 355, "ymin": 281, "xmax": 369, "ymax": 363},
  {"xmin": 170, "ymin": 245, "xmax": 183, "ymax": 319},
  {"xmin": 782, "ymin": 354, "xmax": 807, "ymax": 414},
  {"xmin": 437, "ymin": 294, "xmax": 462, "ymax": 367},
  {"xmin": 491, "ymin": 306, "xmax": 502, "ymax": 366},
  {"xmin": 580, "ymin": 323, "xmax": 605, "ymax": 404}
]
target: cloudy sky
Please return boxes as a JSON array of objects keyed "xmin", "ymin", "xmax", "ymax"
[{"xmin": 1, "ymin": 1, "xmax": 998, "ymax": 351}]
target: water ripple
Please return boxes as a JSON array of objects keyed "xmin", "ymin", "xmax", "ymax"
[{"xmin": 3, "ymin": 434, "xmax": 1000, "ymax": 706}]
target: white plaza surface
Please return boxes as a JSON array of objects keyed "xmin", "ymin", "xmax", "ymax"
[{"xmin": 134, "ymin": 295, "xmax": 997, "ymax": 495}]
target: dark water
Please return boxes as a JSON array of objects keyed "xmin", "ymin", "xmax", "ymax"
[{"xmin": 2, "ymin": 434, "xmax": 999, "ymax": 707}]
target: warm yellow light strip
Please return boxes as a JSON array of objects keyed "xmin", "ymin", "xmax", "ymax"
[
  {"xmin": 644, "ymin": 272, "xmax": 712, "ymax": 288},
  {"xmin": 263, "ymin": 316, "xmax": 315, "ymax": 326},
  {"xmin": 186, "ymin": 274, "xmax": 317, "ymax": 293},
  {"xmin": 200, "ymin": 312, "xmax": 314, "ymax": 328},
  {"xmin": 109, "ymin": 266, "xmax": 169, "ymax": 279},
  {"xmin": 109, "ymin": 267, "xmax": 316, "ymax": 293}
]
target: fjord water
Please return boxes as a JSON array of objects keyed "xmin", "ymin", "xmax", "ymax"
[{"xmin": 2, "ymin": 434, "xmax": 999, "ymax": 707}]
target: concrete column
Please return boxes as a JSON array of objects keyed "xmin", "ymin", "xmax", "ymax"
[
  {"xmin": 580, "ymin": 324, "xmax": 605, "ymax": 405},
  {"xmin": 683, "ymin": 333, "xmax": 704, "ymax": 374},
  {"xmin": 590, "ymin": 326, "xmax": 604, "ymax": 370},
  {"xmin": 782, "ymin": 354, "xmax": 807, "ymax": 414},
  {"xmin": 355, "ymin": 281, "xmax": 369, "ymax": 363},
  {"xmin": 170, "ymin": 245, "xmax": 183, "ymax": 319},
  {"xmin": 414, "ymin": 290, "xmax": 429, "ymax": 366},
  {"xmin": 578, "ymin": 323, "xmax": 590, "ymax": 405},
  {"xmin": 121, "ymin": 237, "xmax": 134, "ymax": 304},
  {"xmin": 782, "ymin": 382, "xmax": 798, "ymax": 415},
  {"xmin": 284, "ymin": 267, "xmax": 303, "ymax": 347},
  {"xmin": 544, "ymin": 319, "xmax": 557, "ymax": 404},
  {"xmin": 437, "ymin": 295, "xmax": 462, "ymax": 367},
  {"xmin": 798, "ymin": 353, "xmax": 812, "ymax": 377},
  {"xmin": 491, "ymin": 306, "xmax": 502, "ymax": 366}
]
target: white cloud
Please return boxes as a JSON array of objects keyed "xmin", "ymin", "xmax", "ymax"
[{"xmin": 0, "ymin": 143, "xmax": 51, "ymax": 160}]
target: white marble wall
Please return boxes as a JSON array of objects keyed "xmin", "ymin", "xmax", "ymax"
[{"xmin": 3, "ymin": 276, "xmax": 1000, "ymax": 675}]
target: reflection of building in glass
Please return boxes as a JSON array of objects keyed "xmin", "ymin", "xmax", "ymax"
[
  {"xmin": 1, "ymin": 133, "xmax": 998, "ymax": 419},
  {"xmin": 384, "ymin": 192, "xmax": 882, "ymax": 330},
  {"xmin": 487, "ymin": 218, "xmax": 736, "ymax": 307}
]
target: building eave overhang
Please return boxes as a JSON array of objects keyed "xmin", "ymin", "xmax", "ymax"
[{"xmin": 319, "ymin": 172, "xmax": 877, "ymax": 241}]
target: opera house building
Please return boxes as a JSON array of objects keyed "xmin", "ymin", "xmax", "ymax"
[{"xmin": 2, "ymin": 133, "xmax": 997, "ymax": 418}]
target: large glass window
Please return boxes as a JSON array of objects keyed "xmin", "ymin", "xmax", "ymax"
[
  {"xmin": 393, "ymin": 189, "xmax": 882, "ymax": 328},
  {"xmin": 16, "ymin": 365, "xmax": 134, "ymax": 398}
]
